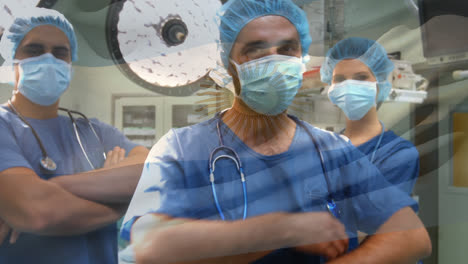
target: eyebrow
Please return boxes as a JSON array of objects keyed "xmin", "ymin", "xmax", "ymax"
[
  {"xmin": 277, "ymin": 39, "xmax": 300, "ymax": 47},
  {"xmin": 241, "ymin": 38, "xmax": 300, "ymax": 53},
  {"xmin": 353, "ymin": 71, "xmax": 371, "ymax": 75},
  {"xmin": 21, "ymin": 43, "xmax": 44, "ymax": 50},
  {"xmin": 21, "ymin": 43, "xmax": 70, "ymax": 52},
  {"xmin": 241, "ymin": 40, "xmax": 269, "ymax": 53}
]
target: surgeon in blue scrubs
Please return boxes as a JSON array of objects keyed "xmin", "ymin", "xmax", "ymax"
[
  {"xmin": 122, "ymin": 0, "xmax": 431, "ymax": 263},
  {"xmin": 321, "ymin": 37, "xmax": 419, "ymax": 195},
  {"xmin": 0, "ymin": 8, "xmax": 149, "ymax": 264}
]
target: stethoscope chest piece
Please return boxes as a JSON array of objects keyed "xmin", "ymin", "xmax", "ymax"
[
  {"xmin": 327, "ymin": 199, "xmax": 340, "ymax": 218},
  {"xmin": 40, "ymin": 156, "xmax": 57, "ymax": 172}
]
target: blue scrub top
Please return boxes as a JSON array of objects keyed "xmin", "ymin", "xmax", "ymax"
[
  {"xmin": 356, "ymin": 130, "xmax": 419, "ymax": 195},
  {"xmin": 122, "ymin": 115, "xmax": 417, "ymax": 263},
  {"xmin": 0, "ymin": 106, "xmax": 138, "ymax": 264}
]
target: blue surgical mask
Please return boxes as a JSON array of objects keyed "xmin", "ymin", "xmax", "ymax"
[
  {"xmin": 328, "ymin": 80, "xmax": 377, "ymax": 120},
  {"xmin": 15, "ymin": 53, "xmax": 72, "ymax": 106},
  {"xmin": 231, "ymin": 54, "xmax": 305, "ymax": 116}
]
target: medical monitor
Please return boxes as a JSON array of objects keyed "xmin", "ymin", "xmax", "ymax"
[{"xmin": 418, "ymin": 0, "xmax": 468, "ymax": 64}]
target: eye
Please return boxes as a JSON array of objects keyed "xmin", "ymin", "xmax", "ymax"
[
  {"xmin": 353, "ymin": 74, "xmax": 370, "ymax": 81},
  {"xmin": 278, "ymin": 44, "xmax": 299, "ymax": 56},
  {"xmin": 52, "ymin": 48, "xmax": 71, "ymax": 61},
  {"xmin": 244, "ymin": 47, "xmax": 268, "ymax": 60},
  {"xmin": 332, "ymin": 75, "xmax": 346, "ymax": 83},
  {"xmin": 23, "ymin": 45, "xmax": 45, "ymax": 57}
]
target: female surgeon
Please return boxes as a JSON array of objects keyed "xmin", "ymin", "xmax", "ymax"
[{"xmin": 320, "ymin": 37, "xmax": 419, "ymax": 195}]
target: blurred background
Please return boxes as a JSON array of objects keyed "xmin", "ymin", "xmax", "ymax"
[{"xmin": 2, "ymin": 1, "xmax": 468, "ymax": 263}]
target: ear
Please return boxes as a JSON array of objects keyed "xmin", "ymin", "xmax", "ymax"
[
  {"xmin": 227, "ymin": 60, "xmax": 237, "ymax": 77},
  {"xmin": 228, "ymin": 60, "xmax": 241, "ymax": 95},
  {"xmin": 375, "ymin": 83, "xmax": 383, "ymax": 109},
  {"xmin": 375, "ymin": 83, "xmax": 380, "ymax": 102},
  {"xmin": 14, "ymin": 64, "xmax": 20, "ymax": 88}
]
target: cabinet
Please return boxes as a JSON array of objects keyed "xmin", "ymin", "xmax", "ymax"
[{"xmin": 114, "ymin": 95, "xmax": 210, "ymax": 148}]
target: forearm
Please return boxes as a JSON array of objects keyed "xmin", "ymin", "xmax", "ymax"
[
  {"xmin": 0, "ymin": 167, "xmax": 127, "ymax": 236},
  {"xmin": 51, "ymin": 145, "xmax": 148, "ymax": 203},
  {"xmin": 328, "ymin": 207, "xmax": 431, "ymax": 264},
  {"xmin": 327, "ymin": 228, "xmax": 430, "ymax": 264},
  {"xmin": 169, "ymin": 251, "xmax": 271, "ymax": 264},
  {"xmin": 133, "ymin": 213, "xmax": 297, "ymax": 264},
  {"xmin": 51, "ymin": 163, "xmax": 144, "ymax": 203},
  {"xmin": 4, "ymin": 181, "xmax": 123, "ymax": 235},
  {"xmin": 34, "ymin": 200, "xmax": 125, "ymax": 236}
]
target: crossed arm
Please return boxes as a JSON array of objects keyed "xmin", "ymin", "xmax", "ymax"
[
  {"xmin": 131, "ymin": 207, "xmax": 431, "ymax": 264},
  {"xmin": 50, "ymin": 145, "xmax": 149, "ymax": 203},
  {"xmin": 0, "ymin": 145, "xmax": 149, "ymax": 240}
]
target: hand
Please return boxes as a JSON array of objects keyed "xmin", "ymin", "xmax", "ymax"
[
  {"xmin": 0, "ymin": 219, "xmax": 20, "ymax": 245},
  {"xmin": 288, "ymin": 212, "xmax": 348, "ymax": 249},
  {"xmin": 295, "ymin": 239, "xmax": 349, "ymax": 260},
  {"xmin": 103, "ymin": 146, "xmax": 126, "ymax": 168}
]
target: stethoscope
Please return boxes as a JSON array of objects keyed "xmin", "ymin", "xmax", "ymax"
[
  {"xmin": 209, "ymin": 111, "xmax": 339, "ymax": 221},
  {"xmin": 340, "ymin": 121, "xmax": 385, "ymax": 164},
  {"xmin": 7, "ymin": 100, "xmax": 106, "ymax": 172}
]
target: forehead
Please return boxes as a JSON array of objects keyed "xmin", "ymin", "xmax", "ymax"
[
  {"xmin": 333, "ymin": 59, "xmax": 373, "ymax": 76},
  {"xmin": 234, "ymin": 15, "xmax": 299, "ymax": 45},
  {"xmin": 18, "ymin": 25, "xmax": 70, "ymax": 49}
]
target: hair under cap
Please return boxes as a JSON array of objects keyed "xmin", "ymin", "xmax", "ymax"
[
  {"xmin": 320, "ymin": 37, "xmax": 394, "ymax": 102},
  {"xmin": 0, "ymin": 7, "xmax": 78, "ymax": 62},
  {"xmin": 218, "ymin": 0, "xmax": 312, "ymax": 68}
]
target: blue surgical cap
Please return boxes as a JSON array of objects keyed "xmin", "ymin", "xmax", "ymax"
[
  {"xmin": 321, "ymin": 37, "xmax": 394, "ymax": 102},
  {"xmin": 218, "ymin": 0, "xmax": 312, "ymax": 68},
  {"xmin": 0, "ymin": 8, "xmax": 78, "ymax": 62}
]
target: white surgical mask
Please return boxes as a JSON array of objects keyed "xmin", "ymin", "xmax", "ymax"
[
  {"xmin": 231, "ymin": 54, "xmax": 305, "ymax": 116},
  {"xmin": 15, "ymin": 53, "xmax": 72, "ymax": 106},
  {"xmin": 328, "ymin": 80, "xmax": 377, "ymax": 120}
]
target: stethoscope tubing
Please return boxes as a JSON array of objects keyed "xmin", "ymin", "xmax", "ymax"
[
  {"xmin": 7, "ymin": 100, "xmax": 105, "ymax": 172},
  {"xmin": 60, "ymin": 107, "xmax": 107, "ymax": 170},
  {"xmin": 211, "ymin": 112, "xmax": 333, "ymax": 221}
]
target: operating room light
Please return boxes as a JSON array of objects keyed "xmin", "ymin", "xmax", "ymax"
[{"xmin": 108, "ymin": 0, "xmax": 222, "ymax": 94}]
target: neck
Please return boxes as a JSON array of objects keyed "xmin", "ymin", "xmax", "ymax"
[
  {"xmin": 7, "ymin": 92, "xmax": 59, "ymax": 119},
  {"xmin": 343, "ymin": 107, "xmax": 383, "ymax": 146},
  {"xmin": 222, "ymin": 97, "xmax": 296, "ymax": 151}
]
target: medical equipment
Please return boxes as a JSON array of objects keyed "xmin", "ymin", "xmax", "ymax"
[
  {"xmin": 391, "ymin": 60, "xmax": 428, "ymax": 91},
  {"xmin": 107, "ymin": 0, "xmax": 221, "ymax": 95},
  {"xmin": 453, "ymin": 70, "xmax": 468, "ymax": 81},
  {"xmin": 7, "ymin": 100, "xmax": 106, "ymax": 171},
  {"xmin": 210, "ymin": 111, "xmax": 340, "ymax": 220}
]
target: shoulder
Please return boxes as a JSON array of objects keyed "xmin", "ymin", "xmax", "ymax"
[
  {"xmin": 171, "ymin": 117, "xmax": 217, "ymax": 139},
  {"xmin": 382, "ymin": 131, "xmax": 419, "ymax": 158},
  {"xmin": 87, "ymin": 117, "xmax": 115, "ymax": 129},
  {"xmin": 82, "ymin": 117, "xmax": 124, "ymax": 137},
  {"xmin": 0, "ymin": 106, "xmax": 24, "ymax": 130},
  {"xmin": 147, "ymin": 117, "xmax": 217, "ymax": 162},
  {"xmin": 297, "ymin": 120, "xmax": 352, "ymax": 150},
  {"xmin": 0, "ymin": 105, "xmax": 14, "ymax": 123}
]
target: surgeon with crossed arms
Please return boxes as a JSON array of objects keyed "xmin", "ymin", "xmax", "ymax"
[{"xmin": 122, "ymin": 0, "xmax": 431, "ymax": 263}]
